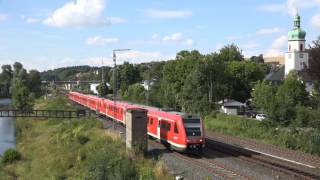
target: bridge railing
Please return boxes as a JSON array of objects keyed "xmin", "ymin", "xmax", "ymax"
[{"xmin": 0, "ymin": 109, "xmax": 88, "ymax": 118}]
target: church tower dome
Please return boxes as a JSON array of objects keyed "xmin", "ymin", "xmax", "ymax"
[
  {"xmin": 285, "ymin": 12, "xmax": 309, "ymax": 76},
  {"xmin": 288, "ymin": 13, "xmax": 306, "ymax": 41}
]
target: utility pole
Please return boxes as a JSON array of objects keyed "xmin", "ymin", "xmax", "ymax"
[
  {"xmin": 101, "ymin": 58, "xmax": 104, "ymax": 82},
  {"xmin": 113, "ymin": 49, "xmax": 131, "ymax": 130},
  {"xmin": 146, "ymin": 64, "xmax": 151, "ymax": 105}
]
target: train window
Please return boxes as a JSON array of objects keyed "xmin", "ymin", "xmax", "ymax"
[
  {"xmin": 174, "ymin": 123, "xmax": 179, "ymax": 133},
  {"xmin": 150, "ymin": 118, "xmax": 153, "ymax": 125},
  {"xmin": 161, "ymin": 122, "xmax": 166, "ymax": 129},
  {"xmin": 167, "ymin": 123, "xmax": 171, "ymax": 131}
]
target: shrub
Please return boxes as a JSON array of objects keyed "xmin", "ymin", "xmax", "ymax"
[
  {"xmin": 1, "ymin": 149, "xmax": 21, "ymax": 164},
  {"xmin": 77, "ymin": 135, "xmax": 89, "ymax": 145}
]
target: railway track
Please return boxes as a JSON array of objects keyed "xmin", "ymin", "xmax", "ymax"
[
  {"xmin": 97, "ymin": 115, "xmax": 251, "ymax": 179},
  {"xmin": 205, "ymin": 137, "xmax": 320, "ymax": 180},
  {"xmin": 85, "ymin": 107, "xmax": 320, "ymax": 179},
  {"xmin": 148, "ymin": 140, "xmax": 252, "ymax": 180}
]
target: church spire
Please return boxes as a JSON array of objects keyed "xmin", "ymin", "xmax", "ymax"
[{"xmin": 294, "ymin": 12, "xmax": 301, "ymax": 29}]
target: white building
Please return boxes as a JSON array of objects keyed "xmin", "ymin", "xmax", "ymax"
[
  {"xmin": 219, "ymin": 99, "xmax": 246, "ymax": 115},
  {"xmin": 285, "ymin": 13, "xmax": 309, "ymax": 75},
  {"xmin": 90, "ymin": 83, "xmax": 99, "ymax": 94}
]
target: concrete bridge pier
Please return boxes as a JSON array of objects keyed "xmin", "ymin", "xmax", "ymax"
[{"xmin": 125, "ymin": 109, "xmax": 148, "ymax": 154}]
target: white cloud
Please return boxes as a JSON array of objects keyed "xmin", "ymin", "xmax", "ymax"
[
  {"xmin": 162, "ymin": 33, "xmax": 183, "ymax": 42},
  {"xmin": 86, "ymin": 36, "xmax": 119, "ymax": 46},
  {"xmin": 0, "ymin": 14, "xmax": 8, "ymax": 22},
  {"xmin": 257, "ymin": 4, "xmax": 285, "ymax": 13},
  {"xmin": 26, "ymin": 18, "xmax": 40, "ymax": 24},
  {"xmin": 43, "ymin": 0, "xmax": 125, "ymax": 28},
  {"xmin": 151, "ymin": 34, "xmax": 159, "ymax": 40},
  {"xmin": 186, "ymin": 39, "xmax": 194, "ymax": 46},
  {"xmin": 116, "ymin": 50, "xmax": 173, "ymax": 64},
  {"xmin": 144, "ymin": 9, "xmax": 193, "ymax": 19},
  {"xmin": 21, "ymin": 15, "xmax": 40, "ymax": 24},
  {"xmin": 265, "ymin": 35, "xmax": 288, "ymax": 57},
  {"xmin": 256, "ymin": 27, "xmax": 283, "ymax": 35},
  {"xmin": 46, "ymin": 51, "xmax": 172, "ymax": 70},
  {"xmin": 311, "ymin": 14, "xmax": 320, "ymax": 28},
  {"xmin": 158, "ymin": 33, "xmax": 194, "ymax": 46},
  {"xmin": 258, "ymin": 0, "xmax": 319, "ymax": 15}
]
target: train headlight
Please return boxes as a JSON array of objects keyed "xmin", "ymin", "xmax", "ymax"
[
  {"xmin": 187, "ymin": 139, "xmax": 190, "ymax": 143},
  {"xmin": 199, "ymin": 139, "xmax": 203, "ymax": 142}
]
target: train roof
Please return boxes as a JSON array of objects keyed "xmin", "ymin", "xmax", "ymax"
[{"xmin": 69, "ymin": 91, "xmax": 199, "ymax": 118}]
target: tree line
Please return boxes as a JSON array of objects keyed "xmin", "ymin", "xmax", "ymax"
[
  {"xmin": 95, "ymin": 45, "xmax": 269, "ymax": 114},
  {"xmin": 0, "ymin": 62, "xmax": 42, "ymax": 110},
  {"xmin": 96, "ymin": 41, "xmax": 320, "ymax": 130}
]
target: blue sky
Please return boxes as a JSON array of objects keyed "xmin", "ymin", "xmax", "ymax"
[{"xmin": 0, "ymin": 0, "xmax": 320, "ymax": 70}]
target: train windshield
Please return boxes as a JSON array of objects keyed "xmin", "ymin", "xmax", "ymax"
[
  {"xmin": 183, "ymin": 118, "xmax": 201, "ymax": 136},
  {"xmin": 185, "ymin": 127, "xmax": 201, "ymax": 136}
]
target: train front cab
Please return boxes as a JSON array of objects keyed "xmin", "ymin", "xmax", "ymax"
[{"xmin": 182, "ymin": 116, "xmax": 205, "ymax": 153}]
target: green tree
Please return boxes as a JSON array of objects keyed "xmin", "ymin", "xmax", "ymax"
[
  {"xmin": 12, "ymin": 81, "xmax": 34, "ymax": 111},
  {"xmin": 252, "ymin": 81, "xmax": 276, "ymax": 115},
  {"xmin": 227, "ymin": 61, "xmax": 266, "ymax": 102},
  {"xmin": 0, "ymin": 65, "xmax": 13, "ymax": 97},
  {"xmin": 111, "ymin": 62, "xmax": 141, "ymax": 94},
  {"xmin": 97, "ymin": 81, "xmax": 109, "ymax": 97},
  {"xmin": 274, "ymin": 72, "xmax": 309, "ymax": 125},
  {"xmin": 160, "ymin": 55, "xmax": 199, "ymax": 109},
  {"xmin": 308, "ymin": 37, "xmax": 320, "ymax": 79},
  {"xmin": 311, "ymin": 81, "xmax": 320, "ymax": 110},
  {"xmin": 11, "ymin": 63, "xmax": 34, "ymax": 111},
  {"xmin": 182, "ymin": 54, "xmax": 228, "ymax": 113},
  {"xmin": 250, "ymin": 54, "xmax": 264, "ymax": 64},
  {"xmin": 13, "ymin": 62, "xmax": 23, "ymax": 75},
  {"xmin": 123, "ymin": 84, "xmax": 145, "ymax": 103},
  {"xmin": 28, "ymin": 70, "xmax": 42, "ymax": 97},
  {"xmin": 176, "ymin": 50, "xmax": 203, "ymax": 61},
  {"xmin": 218, "ymin": 44, "xmax": 244, "ymax": 62}
]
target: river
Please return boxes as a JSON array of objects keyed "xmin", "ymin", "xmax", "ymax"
[{"xmin": 0, "ymin": 99, "xmax": 15, "ymax": 156}]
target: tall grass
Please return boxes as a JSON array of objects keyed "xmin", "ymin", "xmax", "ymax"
[{"xmin": 205, "ymin": 113, "xmax": 320, "ymax": 156}]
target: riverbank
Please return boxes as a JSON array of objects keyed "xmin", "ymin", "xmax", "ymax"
[
  {"xmin": 205, "ymin": 113, "xmax": 320, "ymax": 156},
  {"xmin": 0, "ymin": 97, "xmax": 172, "ymax": 179}
]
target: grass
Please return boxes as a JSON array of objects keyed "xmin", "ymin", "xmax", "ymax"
[
  {"xmin": 205, "ymin": 113, "xmax": 320, "ymax": 156},
  {"xmin": 0, "ymin": 96, "xmax": 173, "ymax": 180}
]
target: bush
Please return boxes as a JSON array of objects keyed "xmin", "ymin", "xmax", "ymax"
[
  {"xmin": 1, "ymin": 149, "xmax": 21, "ymax": 164},
  {"xmin": 77, "ymin": 135, "xmax": 89, "ymax": 145}
]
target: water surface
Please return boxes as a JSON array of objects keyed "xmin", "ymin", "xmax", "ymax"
[{"xmin": 0, "ymin": 99, "xmax": 15, "ymax": 156}]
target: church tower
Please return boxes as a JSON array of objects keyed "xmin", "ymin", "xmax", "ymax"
[{"xmin": 285, "ymin": 13, "xmax": 309, "ymax": 75}]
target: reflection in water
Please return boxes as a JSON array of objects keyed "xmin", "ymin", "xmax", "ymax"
[{"xmin": 0, "ymin": 99, "xmax": 15, "ymax": 156}]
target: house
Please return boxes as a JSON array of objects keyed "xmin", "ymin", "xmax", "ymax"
[{"xmin": 219, "ymin": 99, "xmax": 246, "ymax": 115}]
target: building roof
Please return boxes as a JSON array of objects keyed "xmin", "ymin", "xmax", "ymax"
[
  {"xmin": 219, "ymin": 99, "xmax": 246, "ymax": 107},
  {"xmin": 265, "ymin": 67, "xmax": 315, "ymax": 83},
  {"xmin": 265, "ymin": 67, "xmax": 285, "ymax": 81}
]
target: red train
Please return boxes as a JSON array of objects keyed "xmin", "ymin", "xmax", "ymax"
[{"xmin": 68, "ymin": 91, "xmax": 205, "ymax": 152}]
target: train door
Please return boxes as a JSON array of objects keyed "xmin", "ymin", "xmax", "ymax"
[
  {"xmin": 157, "ymin": 117, "xmax": 161, "ymax": 140},
  {"xmin": 173, "ymin": 122, "xmax": 179, "ymax": 142}
]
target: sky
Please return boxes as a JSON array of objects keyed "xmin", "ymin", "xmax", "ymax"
[{"xmin": 0, "ymin": 0, "xmax": 320, "ymax": 71}]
